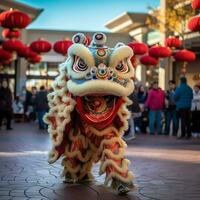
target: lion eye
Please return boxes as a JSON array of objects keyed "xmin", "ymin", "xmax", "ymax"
[
  {"xmin": 115, "ymin": 61, "xmax": 129, "ymax": 73},
  {"xmin": 73, "ymin": 56, "xmax": 88, "ymax": 72},
  {"xmin": 116, "ymin": 62, "xmax": 124, "ymax": 71}
]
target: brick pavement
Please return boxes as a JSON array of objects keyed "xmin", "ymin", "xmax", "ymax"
[{"xmin": 0, "ymin": 123, "xmax": 199, "ymax": 200}]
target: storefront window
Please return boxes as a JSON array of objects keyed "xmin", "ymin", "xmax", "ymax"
[
  {"xmin": 47, "ymin": 62, "xmax": 59, "ymax": 76},
  {"xmin": 26, "ymin": 62, "xmax": 59, "ymax": 91},
  {"xmin": 0, "ymin": 63, "xmax": 15, "ymax": 75},
  {"xmin": 26, "ymin": 62, "xmax": 47, "ymax": 76}
]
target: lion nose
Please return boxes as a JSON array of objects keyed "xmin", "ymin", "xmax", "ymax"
[{"xmin": 97, "ymin": 68, "xmax": 108, "ymax": 79}]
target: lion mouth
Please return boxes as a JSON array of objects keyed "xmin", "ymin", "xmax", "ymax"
[{"xmin": 75, "ymin": 95, "xmax": 123, "ymax": 129}]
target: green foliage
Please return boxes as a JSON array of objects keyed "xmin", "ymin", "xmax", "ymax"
[{"xmin": 147, "ymin": 0, "xmax": 195, "ymax": 40}]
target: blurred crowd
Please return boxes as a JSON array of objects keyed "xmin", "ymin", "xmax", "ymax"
[
  {"xmin": 0, "ymin": 76, "xmax": 200, "ymax": 141},
  {"xmin": 0, "ymin": 79, "xmax": 49, "ymax": 130},
  {"xmin": 124, "ymin": 76, "xmax": 200, "ymax": 140}
]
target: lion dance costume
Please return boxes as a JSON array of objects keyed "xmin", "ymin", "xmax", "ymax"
[{"xmin": 44, "ymin": 32, "xmax": 135, "ymax": 194}]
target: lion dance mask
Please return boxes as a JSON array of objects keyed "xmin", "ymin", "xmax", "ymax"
[{"xmin": 44, "ymin": 32, "xmax": 135, "ymax": 194}]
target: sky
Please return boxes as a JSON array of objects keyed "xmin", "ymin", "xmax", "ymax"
[{"xmin": 16, "ymin": 0, "xmax": 160, "ymax": 32}]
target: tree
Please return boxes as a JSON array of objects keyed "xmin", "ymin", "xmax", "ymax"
[{"xmin": 146, "ymin": 0, "xmax": 195, "ymax": 46}]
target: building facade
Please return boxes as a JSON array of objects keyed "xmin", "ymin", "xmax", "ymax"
[{"xmin": 105, "ymin": 0, "xmax": 200, "ymax": 90}]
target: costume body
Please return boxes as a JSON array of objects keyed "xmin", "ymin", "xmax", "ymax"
[{"xmin": 44, "ymin": 33, "xmax": 135, "ymax": 194}]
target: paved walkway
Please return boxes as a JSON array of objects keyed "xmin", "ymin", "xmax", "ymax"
[{"xmin": 0, "ymin": 123, "xmax": 200, "ymax": 200}]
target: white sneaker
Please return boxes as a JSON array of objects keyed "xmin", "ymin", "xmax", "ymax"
[
  {"xmin": 123, "ymin": 135, "xmax": 136, "ymax": 141},
  {"xmin": 192, "ymin": 133, "xmax": 197, "ymax": 138}
]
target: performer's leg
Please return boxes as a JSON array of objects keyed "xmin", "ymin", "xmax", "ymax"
[
  {"xmin": 62, "ymin": 130, "xmax": 94, "ymax": 183},
  {"xmin": 62, "ymin": 157, "xmax": 93, "ymax": 183},
  {"xmin": 99, "ymin": 132, "xmax": 134, "ymax": 194}
]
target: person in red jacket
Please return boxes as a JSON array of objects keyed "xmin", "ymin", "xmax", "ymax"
[{"xmin": 145, "ymin": 81, "xmax": 165, "ymax": 135}]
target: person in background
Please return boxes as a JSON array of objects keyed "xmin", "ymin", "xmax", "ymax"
[
  {"xmin": 21, "ymin": 86, "xmax": 32, "ymax": 120},
  {"xmin": 12, "ymin": 96, "xmax": 24, "ymax": 123},
  {"xmin": 0, "ymin": 80, "xmax": 13, "ymax": 130},
  {"xmin": 29, "ymin": 87, "xmax": 37, "ymax": 121},
  {"xmin": 174, "ymin": 77, "xmax": 193, "ymax": 139},
  {"xmin": 137, "ymin": 85, "xmax": 148, "ymax": 134},
  {"xmin": 191, "ymin": 84, "xmax": 200, "ymax": 138},
  {"xmin": 35, "ymin": 86, "xmax": 49, "ymax": 130},
  {"xmin": 145, "ymin": 81, "xmax": 165, "ymax": 135},
  {"xmin": 164, "ymin": 80, "xmax": 178, "ymax": 136},
  {"xmin": 13, "ymin": 96, "xmax": 24, "ymax": 114},
  {"xmin": 123, "ymin": 90, "xmax": 141, "ymax": 141}
]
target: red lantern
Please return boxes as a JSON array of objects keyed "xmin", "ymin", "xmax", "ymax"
[
  {"xmin": 149, "ymin": 46, "xmax": 172, "ymax": 58},
  {"xmin": 17, "ymin": 46, "xmax": 37, "ymax": 59},
  {"xmin": 165, "ymin": 37, "xmax": 182, "ymax": 49},
  {"xmin": 140, "ymin": 55, "xmax": 158, "ymax": 66},
  {"xmin": 188, "ymin": 16, "xmax": 200, "ymax": 32},
  {"xmin": 2, "ymin": 29, "xmax": 21, "ymax": 39},
  {"xmin": 2, "ymin": 39, "xmax": 24, "ymax": 52},
  {"xmin": 53, "ymin": 40, "xmax": 73, "ymax": 56},
  {"xmin": 192, "ymin": 0, "xmax": 200, "ymax": 10},
  {"xmin": 28, "ymin": 55, "xmax": 42, "ymax": 64},
  {"xmin": 174, "ymin": 49, "xmax": 196, "ymax": 62},
  {"xmin": 128, "ymin": 42, "xmax": 148, "ymax": 55},
  {"xmin": 0, "ymin": 9, "xmax": 31, "ymax": 29},
  {"xmin": 30, "ymin": 39, "xmax": 52, "ymax": 54},
  {"xmin": 0, "ymin": 47, "xmax": 13, "ymax": 62}
]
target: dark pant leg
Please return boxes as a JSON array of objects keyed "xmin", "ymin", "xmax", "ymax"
[
  {"xmin": 191, "ymin": 111, "xmax": 198, "ymax": 133},
  {"xmin": 37, "ymin": 111, "xmax": 46, "ymax": 129},
  {"xmin": 186, "ymin": 109, "xmax": 191, "ymax": 138},
  {"xmin": 165, "ymin": 111, "xmax": 171, "ymax": 135},
  {"xmin": 0, "ymin": 111, "xmax": 3, "ymax": 127},
  {"xmin": 197, "ymin": 111, "xmax": 200, "ymax": 133},
  {"xmin": 178, "ymin": 109, "xmax": 186, "ymax": 137},
  {"xmin": 0, "ymin": 110, "xmax": 7, "ymax": 128},
  {"xmin": 172, "ymin": 110, "xmax": 178, "ymax": 136},
  {"xmin": 149, "ymin": 111, "xmax": 156, "ymax": 134},
  {"xmin": 6, "ymin": 110, "xmax": 12, "ymax": 129},
  {"xmin": 156, "ymin": 111, "xmax": 162, "ymax": 134},
  {"xmin": 140, "ymin": 116, "xmax": 147, "ymax": 133}
]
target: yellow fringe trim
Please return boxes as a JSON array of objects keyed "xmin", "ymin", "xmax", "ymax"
[
  {"xmin": 105, "ymin": 171, "xmax": 134, "ymax": 185},
  {"xmin": 99, "ymin": 159, "xmax": 130, "ymax": 175},
  {"xmin": 101, "ymin": 148, "xmax": 125, "ymax": 160},
  {"xmin": 99, "ymin": 137, "xmax": 127, "ymax": 153},
  {"xmin": 48, "ymin": 148, "xmax": 59, "ymax": 164},
  {"xmin": 64, "ymin": 149, "xmax": 92, "ymax": 163}
]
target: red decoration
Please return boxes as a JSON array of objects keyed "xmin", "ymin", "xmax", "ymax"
[
  {"xmin": 30, "ymin": 39, "xmax": 52, "ymax": 54},
  {"xmin": 149, "ymin": 46, "xmax": 172, "ymax": 58},
  {"xmin": 130, "ymin": 56, "xmax": 137, "ymax": 68},
  {"xmin": 0, "ymin": 9, "xmax": 31, "ymax": 29},
  {"xmin": 28, "ymin": 55, "xmax": 42, "ymax": 64},
  {"xmin": 17, "ymin": 46, "xmax": 37, "ymax": 59},
  {"xmin": 165, "ymin": 37, "xmax": 182, "ymax": 49},
  {"xmin": 192, "ymin": 0, "xmax": 200, "ymax": 10},
  {"xmin": 128, "ymin": 42, "xmax": 148, "ymax": 55},
  {"xmin": 53, "ymin": 40, "xmax": 73, "ymax": 56},
  {"xmin": 174, "ymin": 49, "xmax": 196, "ymax": 62},
  {"xmin": 2, "ymin": 29, "xmax": 21, "ymax": 39},
  {"xmin": 0, "ymin": 47, "xmax": 13, "ymax": 62},
  {"xmin": 85, "ymin": 35, "xmax": 91, "ymax": 46},
  {"xmin": 2, "ymin": 39, "xmax": 24, "ymax": 52},
  {"xmin": 188, "ymin": 16, "xmax": 200, "ymax": 32},
  {"xmin": 140, "ymin": 55, "xmax": 158, "ymax": 66}
]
